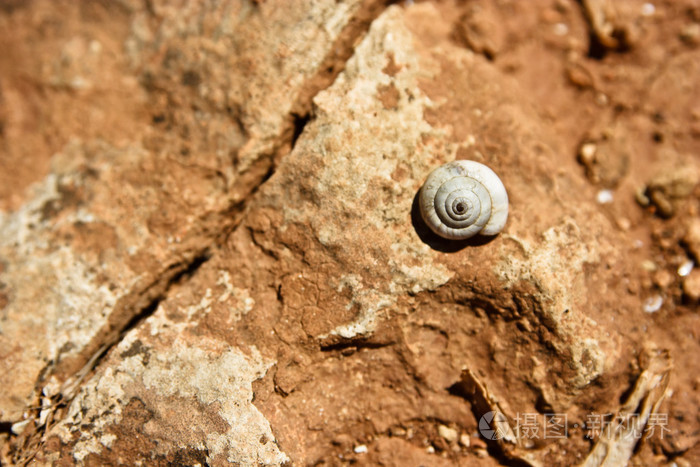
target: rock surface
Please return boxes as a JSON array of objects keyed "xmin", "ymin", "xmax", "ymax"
[
  {"xmin": 1, "ymin": 0, "xmax": 700, "ymax": 465},
  {"xmin": 1, "ymin": 0, "xmax": 379, "ymax": 427}
]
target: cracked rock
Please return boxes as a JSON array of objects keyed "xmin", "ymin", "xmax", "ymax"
[{"xmin": 3, "ymin": 1, "xmax": 698, "ymax": 466}]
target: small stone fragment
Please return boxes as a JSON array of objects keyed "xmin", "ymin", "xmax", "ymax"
[
  {"xmin": 643, "ymin": 295, "xmax": 663, "ymax": 313},
  {"xmin": 582, "ymin": 0, "xmax": 621, "ymax": 48},
  {"xmin": 616, "ymin": 217, "xmax": 631, "ymax": 231},
  {"xmin": 682, "ymin": 270, "xmax": 700, "ymax": 301},
  {"xmin": 641, "ymin": 3, "xmax": 655, "ymax": 17},
  {"xmin": 576, "ymin": 133, "xmax": 629, "ymax": 187},
  {"xmin": 595, "ymin": 92, "xmax": 609, "ymax": 106},
  {"xmin": 459, "ymin": 433, "xmax": 471, "ymax": 447},
  {"xmin": 678, "ymin": 260, "xmax": 694, "ymax": 277},
  {"xmin": 555, "ymin": 0, "xmax": 571, "ymax": 13},
  {"xmin": 553, "ymin": 23, "xmax": 569, "ymax": 36},
  {"xmin": 643, "ymin": 165, "xmax": 700, "ymax": 218},
  {"xmin": 597, "ymin": 189, "xmax": 614, "ymax": 204},
  {"xmin": 453, "ymin": 3, "xmax": 504, "ymax": 58},
  {"xmin": 636, "ymin": 186, "xmax": 651, "ymax": 207},
  {"xmin": 353, "ymin": 444, "xmax": 368, "ymax": 454},
  {"xmin": 438, "ymin": 425, "xmax": 458, "ymax": 443},
  {"xmin": 652, "ymin": 269, "xmax": 673, "ymax": 289},
  {"xmin": 683, "ymin": 218, "xmax": 700, "ymax": 262},
  {"xmin": 680, "ymin": 23, "xmax": 700, "ymax": 46},
  {"xmin": 11, "ymin": 419, "xmax": 31, "ymax": 435},
  {"xmin": 39, "ymin": 408, "xmax": 50, "ymax": 426},
  {"xmin": 579, "ymin": 142, "xmax": 597, "ymax": 164},
  {"xmin": 567, "ymin": 65, "xmax": 594, "ymax": 88}
]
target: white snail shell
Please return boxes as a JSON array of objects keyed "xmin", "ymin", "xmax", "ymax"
[{"xmin": 419, "ymin": 160, "xmax": 508, "ymax": 240}]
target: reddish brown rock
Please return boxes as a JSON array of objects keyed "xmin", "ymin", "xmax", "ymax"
[
  {"xmin": 2, "ymin": 1, "xmax": 700, "ymax": 466},
  {"xmin": 0, "ymin": 0, "xmax": 387, "ymax": 453}
]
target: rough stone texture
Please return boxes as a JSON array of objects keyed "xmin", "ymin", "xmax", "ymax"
[
  {"xmin": 51, "ymin": 333, "xmax": 286, "ymax": 465},
  {"xmin": 125, "ymin": 0, "xmax": 386, "ymax": 188},
  {"xmin": 0, "ymin": 0, "xmax": 383, "ymax": 442},
  {"xmin": 0, "ymin": 1, "xmax": 143, "ymax": 212},
  {"xmin": 2, "ymin": 0, "xmax": 700, "ymax": 466}
]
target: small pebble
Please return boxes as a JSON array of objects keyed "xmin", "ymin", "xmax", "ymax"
[
  {"xmin": 39, "ymin": 408, "xmax": 50, "ymax": 426},
  {"xmin": 641, "ymin": 260, "xmax": 657, "ymax": 272},
  {"xmin": 353, "ymin": 445, "xmax": 368, "ymax": 454},
  {"xmin": 597, "ymin": 189, "xmax": 614, "ymax": 204},
  {"xmin": 555, "ymin": 0, "xmax": 571, "ymax": 13},
  {"xmin": 680, "ymin": 23, "xmax": 700, "ymax": 45},
  {"xmin": 89, "ymin": 40, "xmax": 102, "ymax": 54},
  {"xmin": 683, "ymin": 270, "xmax": 700, "ymax": 301},
  {"xmin": 459, "ymin": 434, "xmax": 471, "ymax": 447},
  {"xmin": 641, "ymin": 3, "xmax": 655, "ymax": 16},
  {"xmin": 567, "ymin": 65, "xmax": 594, "ymax": 88},
  {"xmin": 579, "ymin": 143, "xmax": 597, "ymax": 164},
  {"xmin": 653, "ymin": 270, "xmax": 674, "ymax": 288},
  {"xmin": 627, "ymin": 280, "xmax": 640, "ymax": 295},
  {"xmin": 636, "ymin": 187, "xmax": 651, "ymax": 206},
  {"xmin": 684, "ymin": 218, "xmax": 700, "ymax": 262},
  {"xmin": 438, "ymin": 425, "xmax": 458, "ymax": 443},
  {"xmin": 678, "ymin": 260, "xmax": 694, "ymax": 277},
  {"xmin": 595, "ymin": 92, "xmax": 609, "ymax": 106},
  {"xmin": 553, "ymin": 23, "xmax": 569, "ymax": 36},
  {"xmin": 643, "ymin": 295, "xmax": 663, "ymax": 313},
  {"xmin": 616, "ymin": 217, "xmax": 631, "ymax": 231},
  {"xmin": 11, "ymin": 419, "xmax": 31, "ymax": 435}
]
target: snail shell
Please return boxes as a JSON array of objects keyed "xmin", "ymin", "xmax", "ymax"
[{"xmin": 419, "ymin": 160, "xmax": 508, "ymax": 240}]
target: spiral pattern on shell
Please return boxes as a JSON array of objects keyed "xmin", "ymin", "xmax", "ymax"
[{"xmin": 419, "ymin": 160, "xmax": 508, "ymax": 240}]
